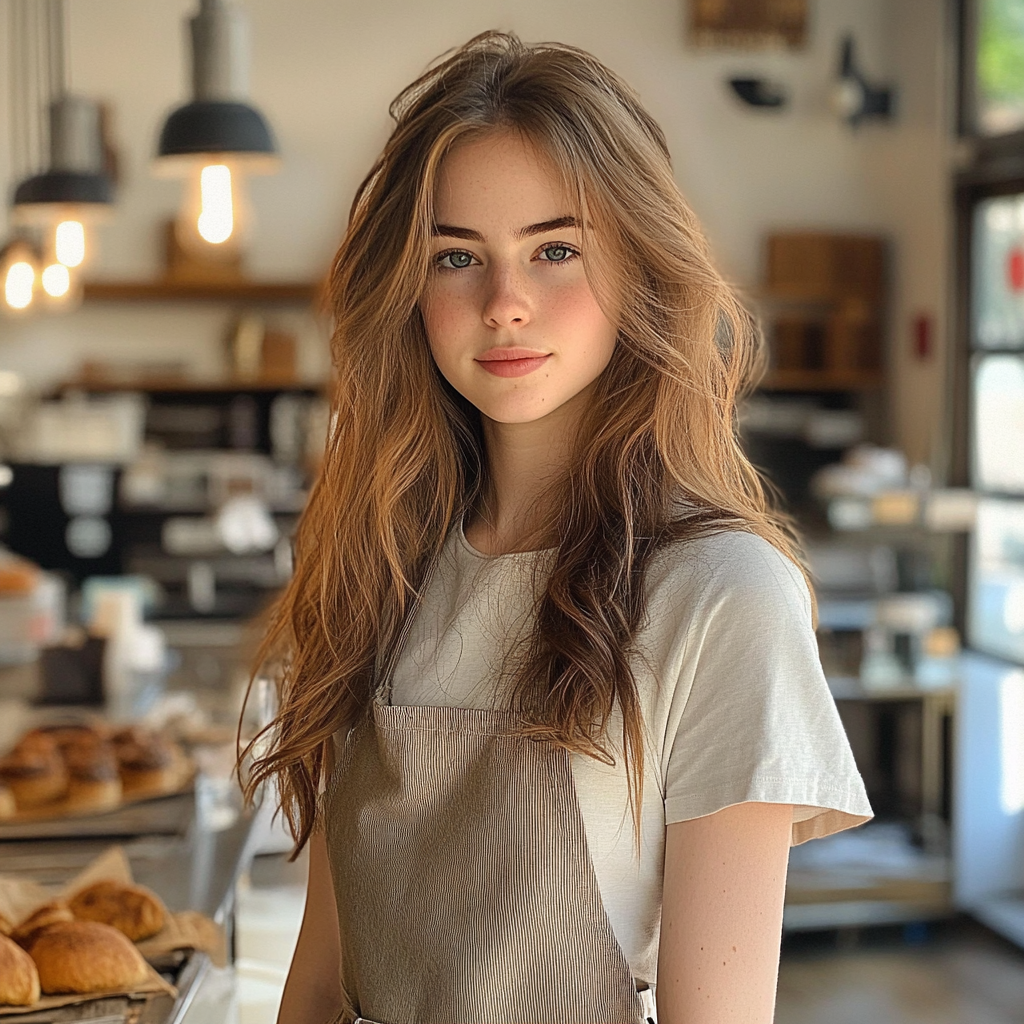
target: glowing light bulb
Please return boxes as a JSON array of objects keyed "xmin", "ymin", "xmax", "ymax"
[
  {"xmin": 197, "ymin": 164, "xmax": 234, "ymax": 244},
  {"xmin": 4, "ymin": 262, "xmax": 35, "ymax": 310},
  {"xmin": 55, "ymin": 220, "xmax": 86, "ymax": 268},
  {"xmin": 42, "ymin": 263, "xmax": 71, "ymax": 298}
]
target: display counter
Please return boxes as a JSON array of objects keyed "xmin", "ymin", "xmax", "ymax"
[{"xmin": 0, "ymin": 782, "xmax": 269, "ymax": 1023}]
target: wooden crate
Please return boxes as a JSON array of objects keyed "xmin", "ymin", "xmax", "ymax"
[{"xmin": 767, "ymin": 233, "xmax": 885, "ymax": 304}]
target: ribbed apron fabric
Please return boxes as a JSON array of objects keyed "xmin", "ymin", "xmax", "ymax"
[{"xmin": 324, "ymin": 694, "xmax": 652, "ymax": 1024}]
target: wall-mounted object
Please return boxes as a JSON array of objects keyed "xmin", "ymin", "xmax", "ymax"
[
  {"xmin": 728, "ymin": 77, "xmax": 788, "ymax": 109},
  {"xmin": 154, "ymin": 0, "xmax": 279, "ymax": 265},
  {"xmin": 689, "ymin": 0, "xmax": 807, "ymax": 50},
  {"xmin": 830, "ymin": 34, "xmax": 894, "ymax": 127}
]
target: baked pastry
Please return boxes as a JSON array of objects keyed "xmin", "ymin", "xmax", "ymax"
[
  {"xmin": 0, "ymin": 557, "xmax": 38, "ymax": 595},
  {"xmin": 12, "ymin": 901, "xmax": 74, "ymax": 948},
  {"xmin": 69, "ymin": 880, "xmax": 166, "ymax": 942},
  {"xmin": 0, "ymin": 783, "xmax": 16, "ymax": 819},
  {"xmin": 34, "ymin": 724, "xmax": 107, "ymax": 752},
  {"xmin": 27, "ymin": 920, "xmax": 149, "ymax": 994},
  {"xmin": 0, "ymin": 909, "xmax": 14, "ymax": 936},
  {"xmin": 0, "ymin": 933, "xmax": 40, "ymax": 1006},
  {"xmin": 113, "ymin": 729, "xmax": 181, "ymax": 798},
  {"xmin": 0, "ymin": 733, "xmax": 68, "ymax": 809},
  {"xmin": 63, "ymin": 742, "xmax": 122, "ymax": 813}
]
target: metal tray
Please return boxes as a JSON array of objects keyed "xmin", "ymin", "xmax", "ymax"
[
  {"xmin": 0, "ymin": 791, "xmax": 195, "ymax": 841},
  {"xmin": 0, "ymin": 951, "xmax": 210, "ymax": 1024}
]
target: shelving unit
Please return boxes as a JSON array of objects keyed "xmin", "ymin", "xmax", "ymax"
[
  {"xmin": 56, "ymin": 375, "xmax": 326, "ymax": 395},
  {"xmin": 783, "ymin": 682, "xmax": 956, "ymax": 931},
  {"xmin": 744, "ymin": 231, "xmax": 965, "ymax": 932},
  {"xmin": 758, "ymin": 233, "xmax": 886, "ymax": 383}
]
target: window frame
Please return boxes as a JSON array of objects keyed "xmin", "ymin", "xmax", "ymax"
[
  {"xmin": 958, "ymin": 0, "xmax": 1024, "ymax": 159},
  {"xmin": 954, "ymin": 170, "xmax": 1024, "ymax": 665}
]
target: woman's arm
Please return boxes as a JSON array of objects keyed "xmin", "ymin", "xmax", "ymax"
[
  {"xmin": 276, "ymin": 830, "xmax": 345, "ymax": 1024},
  {"xmin": 656, "ymin": 801, "xmax": 792, "ymax": 1024}
]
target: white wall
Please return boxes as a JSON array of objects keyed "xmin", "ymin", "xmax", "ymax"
[
  {"xmin": 0, "ymin": 0, "xmax": 952, "ymax": 464},
  {"xmin": 860, "ymin": 0, "xmax": 955, "ymax": 475}
]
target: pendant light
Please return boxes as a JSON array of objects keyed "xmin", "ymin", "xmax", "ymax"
[
  {"xmin": 3, "ymin": 0, "xmax": 113, "ymax": 314},
  {"xmin": 13, "ymin": 96, "xmax": 114, "ymax": 297},
  {"xmin": 154, "ymin": 0, "xmax": 278, "ymax": 261},
  {"xmin": 0, "ymin": 239, "xmax": 40, "ymax": 313}
]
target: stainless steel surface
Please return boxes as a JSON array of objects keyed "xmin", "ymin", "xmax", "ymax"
[
  {"xmin": 0, "ymin": 790, "xmax": 196, "ymax": 842},
  {"xmin": 0, "ymin": 787, "xmax": 262, "ymax": 922},
  {"xmin": 157, "ymin": 952, "xmax": 212, "ymax": 1024}
]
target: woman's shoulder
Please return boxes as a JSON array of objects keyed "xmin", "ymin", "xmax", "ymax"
[{"xmin": 646, "ymin": 527, "xmax": 811, "ymax": 622}]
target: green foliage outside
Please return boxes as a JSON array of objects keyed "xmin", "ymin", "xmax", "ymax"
[{"xmin": 979, "ymin": 0, "xmax": 1024, "ymax": 102}]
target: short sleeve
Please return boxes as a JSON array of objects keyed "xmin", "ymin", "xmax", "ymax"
[{"xmin": 662, "ymin": 532, "xmax": 873, "ymax": 845}]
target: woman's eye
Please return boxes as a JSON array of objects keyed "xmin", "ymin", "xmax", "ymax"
[
  {"xmin": 538, "ymin": 244, "xmax": 576, "ymax": 263},
  {"xmin": 437, "ymin": 250, "xmax": 474, "ymax": 270}
]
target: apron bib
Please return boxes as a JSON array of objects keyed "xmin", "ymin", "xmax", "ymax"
[{"xmin": 325, "ymin": 697, "xmax": 652, "ymax": 1024}]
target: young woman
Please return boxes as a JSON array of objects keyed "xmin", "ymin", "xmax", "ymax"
[{"xmin": 246, "ymin": 31, "xmax": 872, "ymax": 1024}]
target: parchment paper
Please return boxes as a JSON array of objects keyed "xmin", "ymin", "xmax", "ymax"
[{"xmin": 0, "ymin": 845, "xmax": 226, "ymax": 1016}]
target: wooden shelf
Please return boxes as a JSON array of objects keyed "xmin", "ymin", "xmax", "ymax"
[
  {"xmin": 56, "ymin": 375, "xmax": 325, "ymax": 394},
  {"xmin": 760, "ymin": 368, "xmax": 884, "ymax": 391},
  {"xmin": 82, "ymin": 279, "xmax": 321, "ymax": 304}
]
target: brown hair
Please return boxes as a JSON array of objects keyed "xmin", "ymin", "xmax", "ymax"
[{"xmin": 240, "ymin": 30, "xmax": 807, "ymax": 854}]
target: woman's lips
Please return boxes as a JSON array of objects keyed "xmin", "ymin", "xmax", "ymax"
[{"xmin": 475, "ymin": 349, "xmax": 551, "ymax": 378}]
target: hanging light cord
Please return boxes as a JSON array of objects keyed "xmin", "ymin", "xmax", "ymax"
[
  {"xmin": 47, "ymin": 0, "xmax": 68, "ymax": 101},
  {"xmin": 8, "ymin": 0, "xmax": 27, "ymax": 183},
  {"xmin": 6, "ymin": 0, "xmax": 66, "ymax": 183}
]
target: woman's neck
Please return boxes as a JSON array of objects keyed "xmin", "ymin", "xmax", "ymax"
[{"xmin": 465, "ymin": 389, "xmax": 590, "ymax": 556}]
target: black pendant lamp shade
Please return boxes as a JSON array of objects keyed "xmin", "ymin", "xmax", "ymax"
[
  {"xmin": 158, "ymin": 99, "xmax": 275, "ymax": 158},
  {"xmin": 12, "ymin": 96, "xmax": 114, "ymax": 219},
  {"xmin": 156, "ymin": 0, "xmax": 278, "ymax": 166},
  {"xmin": 14, "ymin": 169, "xmax": 112, "ymax": 206}
]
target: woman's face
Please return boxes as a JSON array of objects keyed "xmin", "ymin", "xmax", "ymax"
[{"xmin": 420, "ymin": 131, "xmax": 619, "ymax": 426}]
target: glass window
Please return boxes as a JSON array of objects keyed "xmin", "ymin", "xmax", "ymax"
[
  {"xmin": 974, "ymin": 354, "xmax": 1024, "ymax": 492},
  {"xmin": 977, "ymin": 0, "xmax": 1024, "ymax": 136},
  {"xmin": 970, "ymin": 498, "xmax": 1024, "ymax": 663},
  {"xmin": 973, "ymin": 194, "xmax": 1024, "ymax": 349}
]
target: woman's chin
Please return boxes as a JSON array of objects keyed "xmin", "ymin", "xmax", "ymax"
[{"xmin": 476, "ymin": 398, "xmax": 567, "ymax": 427}]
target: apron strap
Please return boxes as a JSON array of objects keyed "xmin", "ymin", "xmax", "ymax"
[{"xmin": 371, "ymin": 540, "xmax": 447, "ymax": 706}]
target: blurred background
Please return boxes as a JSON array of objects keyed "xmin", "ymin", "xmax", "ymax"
[{"xmin": 0, "ymin": 1, "xmax": 1022, "ymax": 1022}]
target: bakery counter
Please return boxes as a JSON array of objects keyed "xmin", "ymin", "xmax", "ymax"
[{"xmin": 0, "ymin": 784, "xmax": 271, "ymax": 1023}]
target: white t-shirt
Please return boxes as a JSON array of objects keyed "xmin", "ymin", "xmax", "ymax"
[{"xmin": 388, "ymin": 523, "xmax": 872, "ymax": 987}]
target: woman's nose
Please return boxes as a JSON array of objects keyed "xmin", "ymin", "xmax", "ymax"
[{"xmin": 481, "ymin": 264, "xmax": 532, "ymax": 328}]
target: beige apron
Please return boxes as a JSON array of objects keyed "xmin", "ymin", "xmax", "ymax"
[{"xmin": 324, "ymin": 691, "xmax": 656, "ymax": 1024}]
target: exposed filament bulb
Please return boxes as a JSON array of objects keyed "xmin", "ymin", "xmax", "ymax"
[{"xmin": 197, "ymin": 164, "xmax": 234, "ymax": 244}]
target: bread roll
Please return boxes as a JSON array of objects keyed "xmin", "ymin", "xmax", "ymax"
[
  {"xmin": 0, "ymin": 909, "xmax": 14, "ymax": 936},
  {"xmin": 28, "ymin": 920, "xmax": 149, "ymax": 994},
  {"xmin": 69, "ymin": 880, "xmax": 166, "ymax": 942},
  {"xmin": 12, "ymin": 901, "xmax": 74, "ymax": 947},
  {"xmin": 63, "ymin": 743, "xmax": 122, "ymax": 813},
  {"xmin": 0, "ymin": 783, "xmax": 16, "ymax": 820},
  {"xmin": 0, "ymin": 734, "xmax": 68, "ymax": 809},
  {"xmin": 114, "ymin": 730, "xmax": 181, "ymax": 798},
  {"xmin": 34, "ymin": 724, "xmax": 108, "ymax": 753},
  {"xmin": 0, "ymin": 933, "xmax": 40, "ymax": 1006}
]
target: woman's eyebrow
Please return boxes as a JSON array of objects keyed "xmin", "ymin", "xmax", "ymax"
[
  {"xmin": 430, "ymin": 216, "xmax": 579, "ymax": 242},
  {"xmin": 516, "ymin": 216, "xmax": 577, "ymax": 239},
  {"xmin": 432, "ymin": 225, "xmax": 484, "ymax": 241}
]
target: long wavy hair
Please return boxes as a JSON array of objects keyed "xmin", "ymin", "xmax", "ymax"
[{"xmin": 241, "ymin": 30, "xmax": 808, "ymax": 854}]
